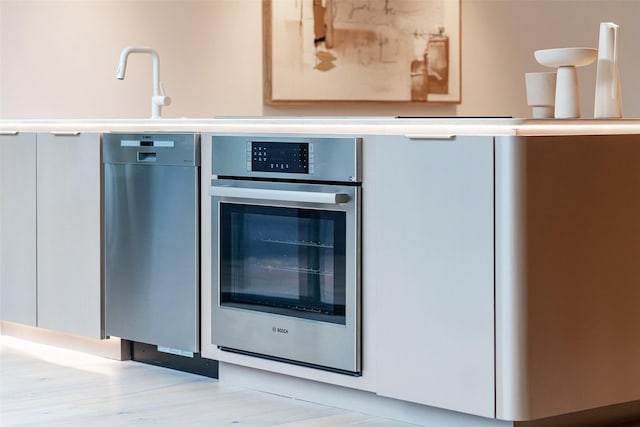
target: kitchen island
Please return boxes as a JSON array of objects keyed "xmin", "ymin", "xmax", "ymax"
[{"xmin": 3, "ymin": 117, "xmax": 640, "ymax": 427}]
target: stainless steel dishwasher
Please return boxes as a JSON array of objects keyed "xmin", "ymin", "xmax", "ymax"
[{"xmin": 103, "ymin": 133, "xmax": 200, "ymax": 353}]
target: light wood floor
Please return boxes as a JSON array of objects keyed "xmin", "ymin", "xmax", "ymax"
[{"xmin": 0, "ymin": 336, "xmax": 416, "ymax": 426}]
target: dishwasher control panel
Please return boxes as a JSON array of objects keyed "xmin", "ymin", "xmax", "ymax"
[
  {"xmin": 103, "ymin": 133, "xmax": 200, "ymax": 166},
  {"xmin": 120, "ymin": 139, "xmax": 175, "ymax": 148}
]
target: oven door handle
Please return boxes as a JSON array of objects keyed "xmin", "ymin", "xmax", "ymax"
[{"xmin": 209, "ymin": 186, "xmax": 351, "ymax": 205}]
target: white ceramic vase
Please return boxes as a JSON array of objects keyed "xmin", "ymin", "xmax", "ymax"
[{"xmin": 594, "ymin": 22, "xmax": 622, "ymax": 119}]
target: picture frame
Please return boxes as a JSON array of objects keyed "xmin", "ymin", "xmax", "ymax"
[{"xmin": 263, "ymin": 0, "xmax": 461, "ymax": 104}]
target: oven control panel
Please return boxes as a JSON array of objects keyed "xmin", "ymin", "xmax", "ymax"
[
  {"xmin": 212, "ymin": 135, "xmax": 361, "ymax": 183},
  {"xmin": 248, "ymin": 141, "xmax": 313, "ymax": 174}
]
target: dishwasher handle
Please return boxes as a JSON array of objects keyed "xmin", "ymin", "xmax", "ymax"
[{"xmin": 209, "ymin": 186, "xmax": 351, "ymax": 205}]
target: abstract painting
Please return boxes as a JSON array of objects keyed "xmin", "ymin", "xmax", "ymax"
[{"xmin": 264, "ymin": 0, "xmax": 461, "ymax": 103}]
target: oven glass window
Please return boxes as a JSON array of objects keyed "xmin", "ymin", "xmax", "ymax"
[{"xmin": 219, "ymin": 203, "xmax": 346, "ymax": 325}]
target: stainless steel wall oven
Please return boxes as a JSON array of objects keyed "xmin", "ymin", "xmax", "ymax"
[{"xmin": 209, "ymin": 135, "xmax": 361, "ymax": 375}]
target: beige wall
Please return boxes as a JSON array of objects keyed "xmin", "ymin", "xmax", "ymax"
[{"xmin": 1, "ymin": 0, "xmax": 638, "ymax": 119}]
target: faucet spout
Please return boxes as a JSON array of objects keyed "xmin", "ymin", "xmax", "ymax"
[{"xmin": 116, "ymin": 46, "xmax": 171, "ymax": 118}]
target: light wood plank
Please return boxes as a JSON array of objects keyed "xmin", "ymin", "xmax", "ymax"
[{"xmin": 0, "ymin": 337, "xmax": 414, "ymax": 426}]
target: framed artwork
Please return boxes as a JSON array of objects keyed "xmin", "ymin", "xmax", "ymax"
[{"xmin": 263, "ymin": 0, "xmax": 461, "ymax": 103}]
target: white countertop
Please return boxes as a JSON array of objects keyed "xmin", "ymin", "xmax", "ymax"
[{"xmin": 2, "ymin": 117, "xmax": 640, "ymax": 137}]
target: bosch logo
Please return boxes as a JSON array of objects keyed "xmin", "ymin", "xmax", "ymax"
[{"xmin": 272, "ymin": 326, "xmax": 289, "ymax": 334}]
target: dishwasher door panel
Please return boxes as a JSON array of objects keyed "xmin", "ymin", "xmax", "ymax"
[{"xmin": 104, "ymin": 163, "xmax": 199, "ymax": 352}]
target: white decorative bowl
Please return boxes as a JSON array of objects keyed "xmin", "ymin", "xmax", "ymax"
[{"xmin": 534, "ymin": 47, "xmax": 598, "ymax": 68}]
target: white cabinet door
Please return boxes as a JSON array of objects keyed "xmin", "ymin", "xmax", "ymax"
[
  {"xmin": 36, "ymin": 132, "xmax": 102, "ymax": 339},
  {"xmin": 367, "ymin": 135, "xmax": 495, "ymax": 417},
  {"xmin": 0, "ymin": 132, "xmax": 37, "ymax": 326}
]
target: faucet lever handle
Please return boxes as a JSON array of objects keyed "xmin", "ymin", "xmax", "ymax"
[
  {"xmin": 152, "ymin": 81, "xmax": 171, "ymax": 107},
  {"xmin": 153, "ymin": 95, "xmax": 171, "ymax": 107}
]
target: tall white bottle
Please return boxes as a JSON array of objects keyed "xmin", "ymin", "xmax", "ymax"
[{"xmin": 594, "ymin": 22, "xmax": 622, "ymax": 118}]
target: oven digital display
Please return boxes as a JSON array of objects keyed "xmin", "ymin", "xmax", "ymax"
[{"xmin": 251, "ymin": 142, "xmax": 309, "ymax": 173}]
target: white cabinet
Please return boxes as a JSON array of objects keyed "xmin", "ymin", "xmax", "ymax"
[
  {"xmin": 366, "ymin": 135, "xmax": 495, "ymax": 417},
  {"xmin": 0, "ymin": 132, "xmax": 37, "ymax": 326},
  {"xmin": 36, "ymin": 132, "xmax": 102, "ymax": 339},
  {"xmin": 1, "ymin": 132, "xmax": 102, "ymax": 338}
]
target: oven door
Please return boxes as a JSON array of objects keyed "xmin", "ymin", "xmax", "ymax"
[{"xmin": 209, "ymin": 178, "xmax": 361, "ymax": 374}]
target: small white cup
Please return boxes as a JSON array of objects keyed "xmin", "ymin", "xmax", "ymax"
[{"xmin": 525, "ymin": 71, "xmax": 557, "ymax": 118}]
